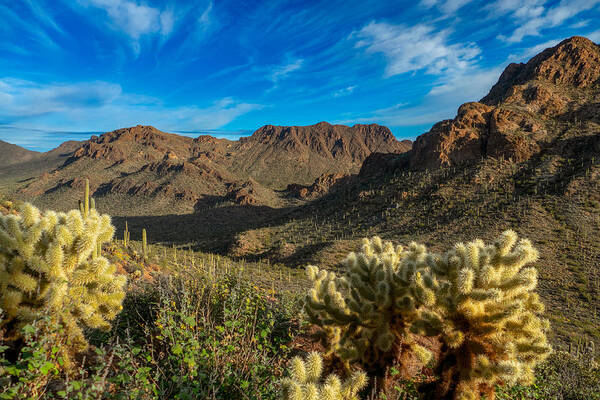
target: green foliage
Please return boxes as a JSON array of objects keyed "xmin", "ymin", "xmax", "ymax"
[
  {"xmin": 0, "ymin": 316, "xmax": 65, "ymax": 399},
  {"xmin": 146, "ymin": 273, "xmax": 297, "ymax": 398},
  {"xmin": 0, "ymin": 249, "xmax": 302, "ymax": 399},
  {"xmin": 304, "ymin": 237, "xmax": 434, "ymax": 373},
  {"xmin": 281, "ymin": 352, "xmax": 367, "ymax": 400},
  {"xmin": 0, "ymin": 202, "xmax": 127, "ymax": 350}
]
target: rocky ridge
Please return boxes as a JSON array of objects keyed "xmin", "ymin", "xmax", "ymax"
[{"xmin": 409, "ymin": 36, "xmax": 600, "ymax": 170}]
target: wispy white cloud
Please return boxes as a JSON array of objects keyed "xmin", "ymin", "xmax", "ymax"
[
  {"xmin": 508, "ymin": 38, "xmax": 561, "ymax": 62},
  {"xmin": 0, "ymin": 78, "xmax": 262, "ymax": 133},
  {"xmin": 22, "ymin": 0, "xmax": 65, "ymax": 35},
  {"xmin": 0, "ymin": 78, "xmax": 122, "ymax": 118},
  {"xmin": 168, "ymin": 1, "xmax": 217, "ymax": 62},
  {"xmin": 420, "ymin": 0, "xmax": 474, "ymax": 13},
  {"xmin": 428, "ymin": 66, "xmax": 503, "ymax": 98},
  {"xmin": 0, "ymin": 3, "xmax": 61, "ymax": 50},
  {"xmin": 165, "ymin": 98, "xmax": 263, "ymax": 129},
  {"xmin": 352, "ymin": 22, "xmax": 480, "ymax": 77},
  {"xmin": 571, "ymin": 19, "xmax": 590, "ymax": 29},
  {"xmin": 332, "ymin": 86, "xmax": 356, "ymax": 97},
  {"xmin": 335, "ymin": 58, "xmax": 501, "ymax": 128},
  {"xmin": 86, "ymin": 0, "xmax": 169, "ymax": 39},
  {"xmin": 159, "ymin": 10, "xmax": 175, "ymax": 36},
  {"xmin": 199, "ymin": 1, "xmax": 213, "ymax": 25},
  {"xmin": 487, "ymin": 0, "xmax": 547, "ymax": 20},
  {"xmin": 496, "ymin": 0, "xmax": 600, "ymax": 42},
  {"xmin": 269, "ymin": 58, "xmax": 304, "ymax": 83},
  {"xmin": 588, "ymin": 30, "xmax": 600, "ymax": 43}
]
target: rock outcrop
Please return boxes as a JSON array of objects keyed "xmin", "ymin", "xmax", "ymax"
[{"xmin": 409, "ymin": 36, "xmax": 600, "ymax": 170}]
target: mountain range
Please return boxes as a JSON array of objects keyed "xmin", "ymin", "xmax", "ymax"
[
  {"xmin": 1, "ymin": 121, "xmax": 410, "ymax": 214},
  {"xmin": 1, "ymin": 36, "xmax": 599, "ymax": 344}
]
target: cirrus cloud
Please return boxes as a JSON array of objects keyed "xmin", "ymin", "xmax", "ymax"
[{"xmin": 352, "ymin": 22, "xmax": 480, "ymax": 77}]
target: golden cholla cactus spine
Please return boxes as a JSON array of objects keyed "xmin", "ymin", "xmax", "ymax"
[
  {"xmin": 281, "ymin": 352, "xmax": 367, "ymax": 400},
  {"xmin": 304, "ymin": 237, "xmax": 437, "ymax": 375},
  {"xmin": 412, "ymin": 230, "xmax": 552, "ymax": 400},
  {"xmin": 0, "ymin": 202, "xmax": 127, "ymax": 351}
]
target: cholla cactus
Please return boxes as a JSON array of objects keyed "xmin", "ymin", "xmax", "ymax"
[
  {"xmin": 304, "ymin": 237, "xmax": 436, "ymax": 372},
  {"xmin": 281, "ymin": 352, "xmax": 367, "ymax": 400},
  {"xmin": 412, "ymin": 230, "xmax": 552, "ymax": 399},
  {"xmin": 0, "ymin": 202, "xmax": 127, "ymax": 349}
]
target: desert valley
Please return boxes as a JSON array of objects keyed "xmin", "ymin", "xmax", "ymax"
[{"xmin": 1, "ymin": 5, "xmax": 600, "ymax": 399}]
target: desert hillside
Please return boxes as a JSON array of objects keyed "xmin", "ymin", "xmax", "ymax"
[{"xmin": 4, "ymin": 0, "xmax": 600, "ymax": 396}]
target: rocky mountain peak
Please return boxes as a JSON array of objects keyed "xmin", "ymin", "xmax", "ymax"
[
  {"xmin": 409, "ymin": 35, "xmax": 600, "ymax": 170},
  {"xmin": 482, "ymin": 36, "xmax": 600, "ymax": 105}
]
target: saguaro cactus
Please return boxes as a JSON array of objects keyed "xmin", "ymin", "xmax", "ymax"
[
  {"xmin": 124, "ymin": 221, "xmax": 130, "ymax": 248},
  {"xmin": 304, "ymin": 237, "xmax": 435, "ymax": 375},
  {"xmin": 142, "ymin": 228, "xmax": 148, "ymax": 259},
  {"xmin": 0, "ymin": 202, "xmax": 127, "ymax": 349},
  {"xmin": 412, "ymin": 230, "xmax": 552, "ymax": 399},
  {"xmin": 281, "ymin": 352, "xmax": 367, "ymax": 400}
]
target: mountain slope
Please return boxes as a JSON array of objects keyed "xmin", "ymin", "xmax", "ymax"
[
  {"xmin": 189, "ymin": 36, "xmax": 599, "ymax": 348},
  {"xmin": 230, "ymin": 122, "xmax": 411, "ymax": 188}
]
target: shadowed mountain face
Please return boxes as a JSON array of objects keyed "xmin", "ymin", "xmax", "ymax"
[
  {"xmin": 4, "ymin": 122, "xmax": 410, "ymax": 214},
  {"xmin": 410, "ymin": 36, "xmax": 600, "ymax": 170}
]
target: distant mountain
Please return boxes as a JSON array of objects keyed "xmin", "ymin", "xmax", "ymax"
[
  {"xmin": 5, "ymin": 122, "xmax": 410, "ymax": 214},
  {"xmin": 230, "ymin": 122, "xmax": 411, "ymax": 188},
  {"xmin": 0, "ymin": 140, "xmax": 40, "ymax": 167}
]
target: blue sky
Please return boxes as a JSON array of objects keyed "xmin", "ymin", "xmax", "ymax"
[{"xmin": 0, "ymin": 0, "xmax": 599, "ymax": 151}]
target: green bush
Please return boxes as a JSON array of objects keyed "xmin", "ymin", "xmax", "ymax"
[
  {"xmin": 0, "ymin": 267, "xmax": 301, "ymax": 399},
  {"xmin": 147, "ymin": 273, "xmax": 298, "ymax": 398}
]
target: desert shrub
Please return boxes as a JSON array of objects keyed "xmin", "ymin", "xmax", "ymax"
[
  {"xmin": 0, "ymin": 202, "xmax": 126, "ymax": 354},
  {"xmin": 147, "ymin": 273, "xmax": 298, "ymax": 399},
  {"xmin": 0, "ymin": 264, "xmax": 301, "ymax": 399},
  {"xmin": 0, "ymin": 314, "xmax": 65, "ymax": 399},
  {"xmin": 0, "ymin": 312, "xmax": 159, "ymax": 400}
]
